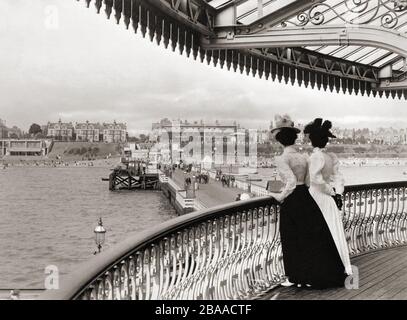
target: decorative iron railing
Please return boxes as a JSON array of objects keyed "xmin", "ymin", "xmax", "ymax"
[
  {"xmin": 40, "ymin": 181, "xmax": 407, "ymax": 300},
  {"xmin": 343, "ymin": 181, "xmax": 407, "ymax": 256}
]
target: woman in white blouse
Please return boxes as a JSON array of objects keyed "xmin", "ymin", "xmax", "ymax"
[
  {"xmin": 304, "ymin": 118, "xmax": 353, "ymax": 276},
  {"xmin": 269, "ymin": 115, "xmax": 347, "ymax": 289}
]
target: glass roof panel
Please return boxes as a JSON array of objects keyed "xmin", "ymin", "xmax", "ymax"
[
  {"xmin": 373, "ymin": 53, "xmax": 400, "ymax": 67},
  {"xmin": 357, "ymin": 48, "xmax": 392, "ymax": 64},
  {"xmin": 329, "ymin": 46, "xmax": 361, "ymax": 59},
  {"xmin": 207, "ymin": 0, "xmax": 232, "ymax": 9},
  {"xmin": 392, "ymin": 59, "xmax": 406, "ymax": 71},
  {"xmin": 343, "ymin": 47, "xmax": 381, "ymax": 62},
  {"xmin": 237, "ymin": 0, "xmax": 299, "ymax": 25}
]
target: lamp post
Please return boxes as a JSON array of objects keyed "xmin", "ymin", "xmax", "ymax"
[
  {"xmin": 229, "ymin": 131, "xmax": 245, "ymax": 168},
  {"xmin": 179, "ymin": 148, "xmax": 184, "ymax": 165},
  {"xmin": 246, "ymin": 177, "xmax": 252, "ymax": 193},
  {"xmin": 94, "ymin": 217, "xmax": 106, "ymax": 254},
  {"xmin": 191, "ymin": 174, "xmax": 196, "ymax": 198},
  {"xmin": 212, "ymin": 146, "xmax": 217, "ymax": 169}
]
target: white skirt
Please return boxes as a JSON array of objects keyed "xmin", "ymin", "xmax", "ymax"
[{"xmin": 309, "ymin": 185, "xmax": 353, "ymax": 275}]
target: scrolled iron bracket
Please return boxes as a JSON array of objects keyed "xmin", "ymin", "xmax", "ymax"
[{"xmin": 281, "ymin": 0, "xmax": 407, "ymax": 30}]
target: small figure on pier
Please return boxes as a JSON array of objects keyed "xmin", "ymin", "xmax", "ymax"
[
  {"xmin": 221, "ymin": 175, "xmax": 226, "ymax": 187},
  {"xmin": 184, "ymin": 177, "xmax": 192, "ymax": 189},
  {"xmin": 230, "ymin": 175, "xmax": 235, "ymax": 187}
]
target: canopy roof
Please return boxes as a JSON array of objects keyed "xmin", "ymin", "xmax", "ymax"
[
  {"xmin": 77, "ymin": 0, "xmax": 407, "ymax": 99},
  {"xmin": 222, "ymin": 0, "xmax": 407, "ymax": 73}
]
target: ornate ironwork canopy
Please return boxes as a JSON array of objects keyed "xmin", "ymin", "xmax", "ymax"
[{"xmin": 77, "ymin": 0, "xmax": 407, "ymax": 99}]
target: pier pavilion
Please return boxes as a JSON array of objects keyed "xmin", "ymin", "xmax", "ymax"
[{"xmin": 41, "ymin": 0, "xmax": 407, "ymax": 300}]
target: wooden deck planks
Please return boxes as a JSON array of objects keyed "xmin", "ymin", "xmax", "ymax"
[
  {"xmin": 331, "ymin": 247, "xmax": 407, "ymax": 300},
  {"xmin": 262, "ymin": 246, "xmax": 407, "ymax": 300}
]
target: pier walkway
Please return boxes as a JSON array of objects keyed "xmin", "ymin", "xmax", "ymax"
[
  {"xmin": 170, "ymin": 169, "xmax": 245, "ymax": 208},
  {"xmin": 262, "ymin": 246, "xmax": 407, "ymax": 300}
]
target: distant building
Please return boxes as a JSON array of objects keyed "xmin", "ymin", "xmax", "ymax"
[
  {"xmin": 75, "ymin": 121, "xmax": 101, "ymax": 142},
  {"xmin": 47, "ymin": 119, "xmax": 74, "ymax": 141},
  {"xmin": 0, "ymin": 140, "xmax": 6, "ymax": 156},
  {"xmin": 257, "ymin": 129, "xmax": 270, "ymax": 144},
  {"xmin": 296, "ymin": 123, "xmax": 305, "ymax": 144},
  {"xmin": 41, "ymin": 125, "xmax": 48, "ymax": 137},
  {"xmin": 46, "ymin": 119, "xmax": 127, "ymax": 143},
  {"xmin": 7, "ymin": 126, "xmax": 23, "ymax": 139},
  {"xmin": 0, "ymin": 139, "xmax": 51, "ymax": 157},
  {"xmin": 152, "ymin": 119, "xmax": 240, "ymax": 142},
  {"xmin": 151, "ymin": 118, "xmax": 242, "ymax": 164},
  {"xmin": 373, "ymin": 127, "xmax": 399, "ymax": 145},
  {"xmin": 0, "ymin": 120, "xmax": 23, "ymax": 139},
  {"xmin": 102, "ymin": 121, "xmax": 127, "ymax": 143},
  {"xmin": 0, "ymin": 120, "xmax": 8, "ymax": 139},
  {"xmin": 399, "ymin": 129, "xmax": 407, "ymax": 144},
  {"xmin": 151, "ymin": 118, "xmax": 173, "ymax": 142}
]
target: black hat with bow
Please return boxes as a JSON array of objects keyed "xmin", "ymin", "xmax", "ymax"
[{"xmin": 304, "ymin": 118, "xmax": 336, "ymax": 138}]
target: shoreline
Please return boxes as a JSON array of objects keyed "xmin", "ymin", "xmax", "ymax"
[
  {"xmin": 0, "ymin": 157, "xmax": 121, "ymax": 169},
  {"xmin": 259, "ymin": 157, "xmax": 407, "ymax": 169},
  {"xmin": 1, "ymin": 156, "xmax": 407, "ymax": 169},
  {"xmin": 339, "ymin": 158, "xmax": 407, "ymax": 167}
]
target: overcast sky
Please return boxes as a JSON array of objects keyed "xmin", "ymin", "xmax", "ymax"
[{"xmin": 1, "ymin": 0, "xmax": 407, "ymax": 134}]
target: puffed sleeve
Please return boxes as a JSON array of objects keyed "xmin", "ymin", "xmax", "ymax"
[
  {"xmin": 330, "ymin": 153, "xmax": 345, "ymax": 194},
  {"xmin": 269, "ymin": 156, "xmax": 297, "ymax": 202},
  {"xmin": 309, "ymin": 151, "xmax": 335, "ymax": 196}
]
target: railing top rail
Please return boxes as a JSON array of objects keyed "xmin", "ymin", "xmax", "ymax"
[
  {"xmin": 39, "ymin": 196, "xmax": 276, "ymax": 300},
  {"xmin": 344, "ymin": 181, "xmax": 407, "ymax": 192}
]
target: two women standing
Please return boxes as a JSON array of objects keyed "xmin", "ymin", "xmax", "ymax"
[{"xmin": 269, "ymin": 115, "xmax": 352, "ymax": 289}]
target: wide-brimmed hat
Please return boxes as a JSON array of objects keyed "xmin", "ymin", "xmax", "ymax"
[{"xmin": 270, "ymin": 114, "xmax": 301, "ymax": 135}]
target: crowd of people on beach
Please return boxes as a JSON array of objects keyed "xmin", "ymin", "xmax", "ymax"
[
  {"xmin": 0, "ymin": 158, "xmax": 119, "ymax": 168},
  {"xmin": 339, "ymin": 158, "xmax": 407, "ymax": 167},
  {"xmin": 258, "ymin": 155, "xmax": 407, "ymax": 169}
]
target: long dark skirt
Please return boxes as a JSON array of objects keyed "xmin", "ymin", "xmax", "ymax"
[{"xmin": 279, "ymin": 185, "xmax": 347, "ymax": 289}]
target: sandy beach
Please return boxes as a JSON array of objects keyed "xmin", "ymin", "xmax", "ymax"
[{"xmin": 0, "ymin": 156, "xmax": 121, "ymax": 169}]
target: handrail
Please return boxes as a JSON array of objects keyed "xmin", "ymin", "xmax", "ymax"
[
  {"xmin": 39, "ymin": 181, "xmax": 407, "ymax": 300},
  {"xmin": 344, "ymin": 181, "xmax": 407, "ymax": 193},
  {"xmin": 167, "ymin": 177, "xmax": 180, "ymax": 191},
  {"xmin": 40, "ymin": 196, "xmax": 279, "ymax": 300}
]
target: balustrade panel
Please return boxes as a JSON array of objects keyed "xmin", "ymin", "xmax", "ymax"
[
  {"xmin": 42, "ymin": 182, "xmax": 407, "ymax": 300},
  {"xmin": 343, "ymin": 183, "xmax": 407, "ymax": 256}
]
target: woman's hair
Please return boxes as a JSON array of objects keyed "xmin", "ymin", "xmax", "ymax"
[
  {"xmin": 304, "ymin": 118, "xmax": 336, "ymax": 148},
  {"xmin": 308, "ymin": 134, "xmax": 329, "ymax": 148},
  {"xmin": 275, "ymin": 128, "xmax": 298, "ymax": 146}
]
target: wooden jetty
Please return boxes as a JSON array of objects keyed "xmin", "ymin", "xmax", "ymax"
[{"xmin": 108, "ymin": 160, "xmax": 160, "ymax": 191}]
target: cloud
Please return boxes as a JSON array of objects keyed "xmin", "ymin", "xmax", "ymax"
[{"xmin": 0, "ymin": 0, "xmax": 406, "ymax": 134}]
